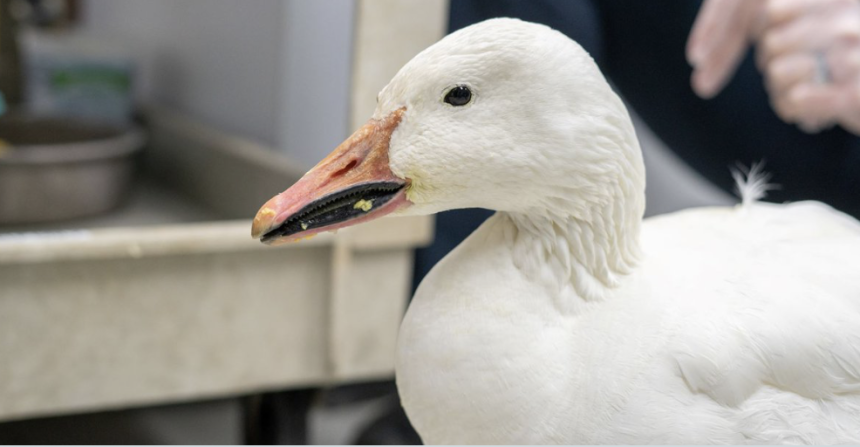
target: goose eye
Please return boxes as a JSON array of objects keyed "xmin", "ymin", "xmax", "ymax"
[{"xmin": 444, "ymin": 85, "xmax": 472, "ymax": 106}]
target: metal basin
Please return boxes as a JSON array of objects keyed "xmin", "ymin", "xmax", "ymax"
[{"xmin": 0, "ymin": 115, "xmax": 145, "ymax": 224}]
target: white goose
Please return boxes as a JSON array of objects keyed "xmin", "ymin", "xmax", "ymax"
[{"xmin": 252, "ymin": 18, "xmax": 860, "ymax": 444}]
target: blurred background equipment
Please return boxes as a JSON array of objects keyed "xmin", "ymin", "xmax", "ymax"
[
  {"xmin": 0, "ymin": 114, "xmax": 143, "ymax": 224},
  {"xmin": 0, "ymin": 0, "xmax": 139, "ymax": 224},
  {"xmin": 1, "ymin": 0, "xmax": 86, "ymax": 108},
  {"xmin": 0, "ymin": 0, "xmax": 25, "ymax": 105},
  {"xmin": 21, "ymin": 29, "xmax": 134, "ymax": 125},
  {"xmin": 0, "ymin": 0, "xmax": 438, "ymax": 444}
]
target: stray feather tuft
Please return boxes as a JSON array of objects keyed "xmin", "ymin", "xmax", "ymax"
[{"xmin": 731, "ymin": 162, "xmax": 777, "ymax": 208}]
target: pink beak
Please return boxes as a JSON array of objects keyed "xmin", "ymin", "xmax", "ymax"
[{"xmin": 252, "ymin": 108, "xmax": 411, "ymax": 245}]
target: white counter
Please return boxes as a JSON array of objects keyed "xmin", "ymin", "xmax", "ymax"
[{"xmin": 0, "ymin": 109, "xmax": 433, "ymax": 422}]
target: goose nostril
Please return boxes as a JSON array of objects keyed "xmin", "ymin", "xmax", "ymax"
[{"xmin": 330, "ymin": 159, "xmax": 358, "ymax": 179}]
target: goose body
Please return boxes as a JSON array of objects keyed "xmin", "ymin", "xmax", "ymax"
[
  {"xmin": 399, "ymin": 202, "xmax": 860, "ymax": 443},
  {"xmin": 254, "ymin": 18, "xmax": 860, "ymax": 443}
]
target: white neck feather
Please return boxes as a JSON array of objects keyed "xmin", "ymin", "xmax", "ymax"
[{"xmin": 503, "ymin": 114, "xmax": 645, "ymax": 303}]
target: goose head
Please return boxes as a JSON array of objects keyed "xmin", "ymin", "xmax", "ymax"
[{"xmin": 252, "ymin": 18, "xmax": 645, "ymax": 253}]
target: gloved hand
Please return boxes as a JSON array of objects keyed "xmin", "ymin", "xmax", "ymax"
[{"xmin": 688, "ymin": 0, "xmax": 860, "ymax": 134}]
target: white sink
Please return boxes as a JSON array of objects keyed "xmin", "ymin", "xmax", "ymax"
[{"xmin": 0, "ymin": 108, "xmax": 433, "ymax": 422}]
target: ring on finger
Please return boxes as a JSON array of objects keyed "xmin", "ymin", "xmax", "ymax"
[{"xmin": 813, "ymin": 50, "xmax": 832, "ymax": 85}]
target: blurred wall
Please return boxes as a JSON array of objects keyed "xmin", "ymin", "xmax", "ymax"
[
  {"xmin": 279, "ymin": 0, "xmax": 355, "ymax": 167},
  {"xmin": 82, "ymin": 0, "xmax": 355, "ymax": 167},
  {"xmin": 349, "ymin": 0, "xmax": 448, "ymax": 130}
]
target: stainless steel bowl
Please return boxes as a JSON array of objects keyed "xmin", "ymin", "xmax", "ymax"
[{"xmin": 0, "ymin": 115, "xmax": 145, "ymax": 224}]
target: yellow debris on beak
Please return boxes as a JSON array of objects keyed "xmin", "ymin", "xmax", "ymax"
[{"xmin": 354, "ymin": 199, "xmax": 374, "ymax": 212}]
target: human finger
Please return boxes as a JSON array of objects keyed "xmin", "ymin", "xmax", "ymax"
[
  {"xmin": 765, "ymin": 0, "xmax": 855, "ymax": 27},
  {"xmin": 765, "ymin": 52, "xmax": 816, "ymax": 93},
  {"xmin": 768, "ymin": 46, "xmax": 860, "ymax": 93},
  {"xmin": 759, "ymin": 10, "xmax": 860, "ymax": 66},
  {"xmin": 692, "ymin": 29, "xmax": 750, "ymax": 98},
  {"xmin": 689, "ymin": 0, "xmax": 765, "ymax": 98},
  {"xmin": 834, "ymin": 87, "xmax": 860, "ymax": 133},
  {"xmin": 824, "ymin": 44, "xmax": 860, "ymax": 83},
  {"xmin": 774, "ymin": 83, "xmax": 850, "ymax": 131},
  {"xmin": 688, "ymin": 0, "xmax": 752, "ymax": 66}
]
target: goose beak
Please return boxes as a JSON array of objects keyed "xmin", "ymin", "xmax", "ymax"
[{"xmin": 252, "ymin": 108, "xmax": 410, "ymax": 245}]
